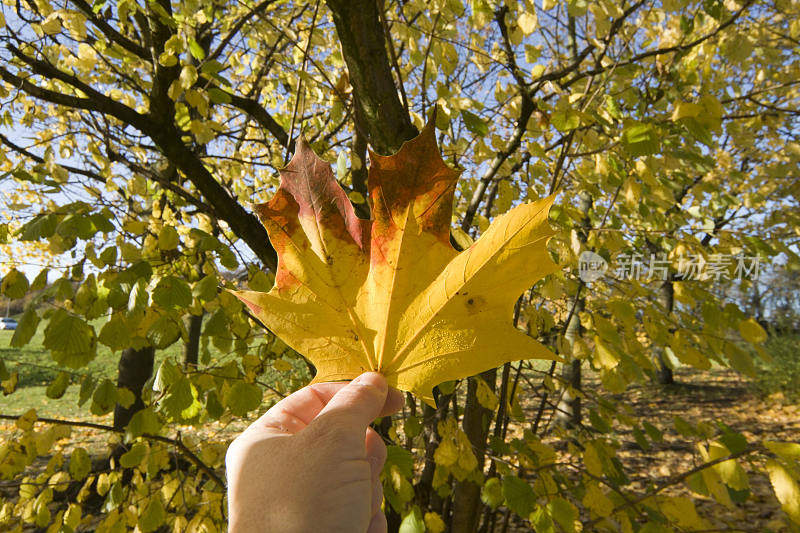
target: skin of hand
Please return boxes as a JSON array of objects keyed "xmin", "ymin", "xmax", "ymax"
[{"xmin": 225, "ymin": 372, "xmax": 405, "ymax": 533}]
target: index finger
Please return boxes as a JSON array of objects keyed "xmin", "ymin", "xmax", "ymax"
[{"xmin": 246, "ymin": 380, "xmax": 404, "ymax": 436}]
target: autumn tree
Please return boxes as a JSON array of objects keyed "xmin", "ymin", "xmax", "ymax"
[{"xmin": 1, "ymin": 0, "xmax": 799, "ymax": 531}]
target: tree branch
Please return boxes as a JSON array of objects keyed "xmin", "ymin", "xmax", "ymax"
[
  {"xmin": 325, "ymin": 0, "xmax": 417, "ymax": 153},
  {"xmin": 0, "ymin": 413, "xmax": 226, "ymax": 489},
  {"xmin": 564, "ymin": 0, "xmax": 754, "ymax": 88},
  {"xmin": 69, "ymin": 0, "xmax": 149, "ymax": 58},
  {"xmin": 224, "ymin": 90, "xmax": 291, "ymax": 149},
  {"xmin": 460, "ymin": 97, "xmax": 534, "ymax": 231},
  {"xmin": 5, "ymin": 44, "xmax": 151, "ymax": 131}
]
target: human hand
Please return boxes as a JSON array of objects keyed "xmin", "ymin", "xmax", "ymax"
[{"xmin": 225, "ymin": 372, "xmax": 404, "ymax": 533}]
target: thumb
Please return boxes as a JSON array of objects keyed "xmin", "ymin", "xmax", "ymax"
[{"xmin": 312, "ymin": 372, "xmax": 389, "ymax": 435}]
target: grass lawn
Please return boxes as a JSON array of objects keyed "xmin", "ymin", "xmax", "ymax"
[
  {"xmin": 0, "ymin": 316, "xmax": 277, "ymax": 418},
  {"xmin": 0, "ymin": 318, "xmax": 175, "ymax": 417}
]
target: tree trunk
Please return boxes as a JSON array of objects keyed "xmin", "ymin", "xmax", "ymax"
[
  {"xmin": 451, "ymin": 370, "xmax": 496, "ymax": 533},
  {"xmin": 416, "ymin": 395, "xmax": 450, "ymax": 515},
  {"xmin": 183, "ymin": 312, "xmax": 203, "ymax": 369},
  {"xmin": 325, "ymin": 0, "xmax": 417, "ymax": 154},
  {"xmin": 113, "ymin": 346, "xmax": 156, "ymax": 431},
  {"xmin": 654, "ymin": 280, "xmax": 675, "ymax": 384},
  {"xmin": 557, "ymin": 357, "xmax": 583, "ymax": 427},
  {"xmin": 556, "ymin": 295, "xmax": 585, "ymax": 427},
  {"xmin": 555, "ymin": 191, "xmax": 591, "ymax": 426}
]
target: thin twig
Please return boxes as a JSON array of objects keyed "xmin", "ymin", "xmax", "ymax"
[
  {"xmin": 285, "ymin": 0, "xmax": 321, "ymax": 163},
  {"xmin": 0, "ymin": 413, "xmax": 226, "ymax": 489}
]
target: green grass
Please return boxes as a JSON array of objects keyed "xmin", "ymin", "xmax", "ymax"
[
  {"xmin": 0, "ymin": 318, "xmax": 172, "ymax": 417},
  {"xmin": 0, "ymin": 316, "xmax": 276, "ymax": 418},
  {"xmin": 0, "ymin": 318, "xmax": 178, "ymax": 385}
]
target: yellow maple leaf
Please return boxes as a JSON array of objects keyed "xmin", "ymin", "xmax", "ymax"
[{"xmin": 234, "ymin": 121, "xmax": 561, "ymax": 405}]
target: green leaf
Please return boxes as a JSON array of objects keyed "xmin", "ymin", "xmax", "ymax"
[
  {"xmin": 127, "ymin": 408, "xmax": 162, "ymax": 438},
  {"xmin": 623, "ymin": 122, "xmax": 660, "ymax": 156},
  {"xmin": 549, "ymin": 497, "xmax": 577, "ymax": 532},
  {"xmin": 643, "ymin": 420, "xmax": 663, "ymax": 442},
  {"xmin": 30, "ymin": 268, "xmax": 49, "ymax": 291},
  {"xmin": 44, "ymin": 309, "xmax": 97, "ymax": 368},
  {"xmin": 247, "ymin": 270, "xmax": 272, "ymax": 292},
  {"xmin": 633, "ymin": 427, "xmax": 651, "ymax": 451},
  {"xmin": 157, "ymin": 226, "xmax": 179, "ymax": 250},
  {"xmin": 503, "ymin": 475, "xmax": 536, "ymax": 518},
  {"xmin": 78, "ymin": 375, "xmax": 95, "ymax": 407},
  {"xmin": 138, "ymin": 496, "xmax": 166, "ymax": 533},
  {"xmin": 766, "ymin": 459, "xmax": 800, "ymax": 524},
  {"xmin": 147, "ymin": 315, "xmax": 181, "ymax": 349},
  {"xmin": 588, "ymin": 409, "xmax": 612, "ymax": 433},
  {"xmin": 103, "ymin": 482, "xmax": 124, "ymax": 512},
  {"xmin": 147, "ymin": 0, "xmax": 175, "ymax": 26},
  {"xmin": 404, "ymin": 415, "xmax": 422, "ymax": 438},
  {"xmin": 462, "ymin": 110, "xmax": 489, "ymax": 136},
  {"xmin": 738, "ymin": 318, "xmax": 767, "ymax": 344},
  {"xmin": 193, "ymin": 274, "xmax": 218, "ymax": 301},
  {"xmin": 208, "ymin": 88, "xmax": 232, "ymax": 104},
  {"xmin": 127, "ymin": 280, "xmax": 149, "ymax": 315},
  {"xmin": 205, "ymin": 390, "xmax": 224, "ymax": 419},
  {"xmin": 17, "ymin": 213, "xmax": 58, "ymax": 241},
  {"xmin": 120, "ymin": 442, "xmax": 148, "ymax": 468},
  {"xmin": 225, "ymin": 382, "xmax": 262, "ymax": 416},
  {"xmin": 673, "ymin": 415, "xmax": 697, "ymax": 437},
  {"xmin": 152, "ymin": 276, "xmax": 192, "ymax": 309},
  {"xmin": 203, "ymin": 308, "xmax": 229, "ymax": 337},
  {"xmin": 336, "ymin": 150, "xmax": 347, "ymax": 180},
  {"xmin": 160, "ymin": 377, "xmax": 194, "ymax": 419},
  {"xmin": 399, "ymin": 506, "xmax": 426, "ymax": 533},
  {"xmin": 69, "ymin": 447, "xmax": 91, "ymax": 481},
  {"xmin": 90, "ymin": 379, "xmax": 118, "ymax": 415},
  {"xmin": 200, "ymin": 60, "xmax": 225, "ymax": 75},
  {"xmin": 481, "ymin": 477, "xmax": 504, "ymax": 509},
  {"xmin": 179, "ymin": 65, "xmax": 198, "ymax": 90},
  {"xmin": 1, "ymin": 268, "xmax": 29, "ymax": 299},
  {"xmin": 99, "ymin": 314, "xmax": 132, "ymax": 351},
  {"xmin": 117, "ymin": 387, "xmax": 136, "ymax": 409},
  {"xmin": 718, "ymin": 424, "xmax": 748, "ymax": 454},
  {"xmin": 727, "ymin": 344, "xmax": 756, "ymax": 376},
  {"xmin": 56, "ymin": 214, "xmax": 94, "ymax": 240},
  {"xmin": 765, "ymin": 441, "xmax": 800, "ymax": 460},
  {"xmin": 10, "ymin": 307, "xmax": 40, "ymax": 347},
  {"xmin": 218, "ymin": 245, "xmax": 238, "ymax": 269},
  {"xmin": 46, "ymin": 372, "xmax": 70, "ymax": 399},
  {"xmin": 386, "ymin": 445, "xmax": 415, "ymax": 478},
  {"xmin": 550, "ymin": 108, "xmax": 580, "ymax": 132},
  {"xmin": 51, "ymin": 277, "xmax": 75, "ymax": 301},
  {"xmin": 99, "ymin": 246, "xmax": 117, "ymax": 265},
  {"xmin": 188, "ymin": 38, "xmax": 206, "ymax": 60}
]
